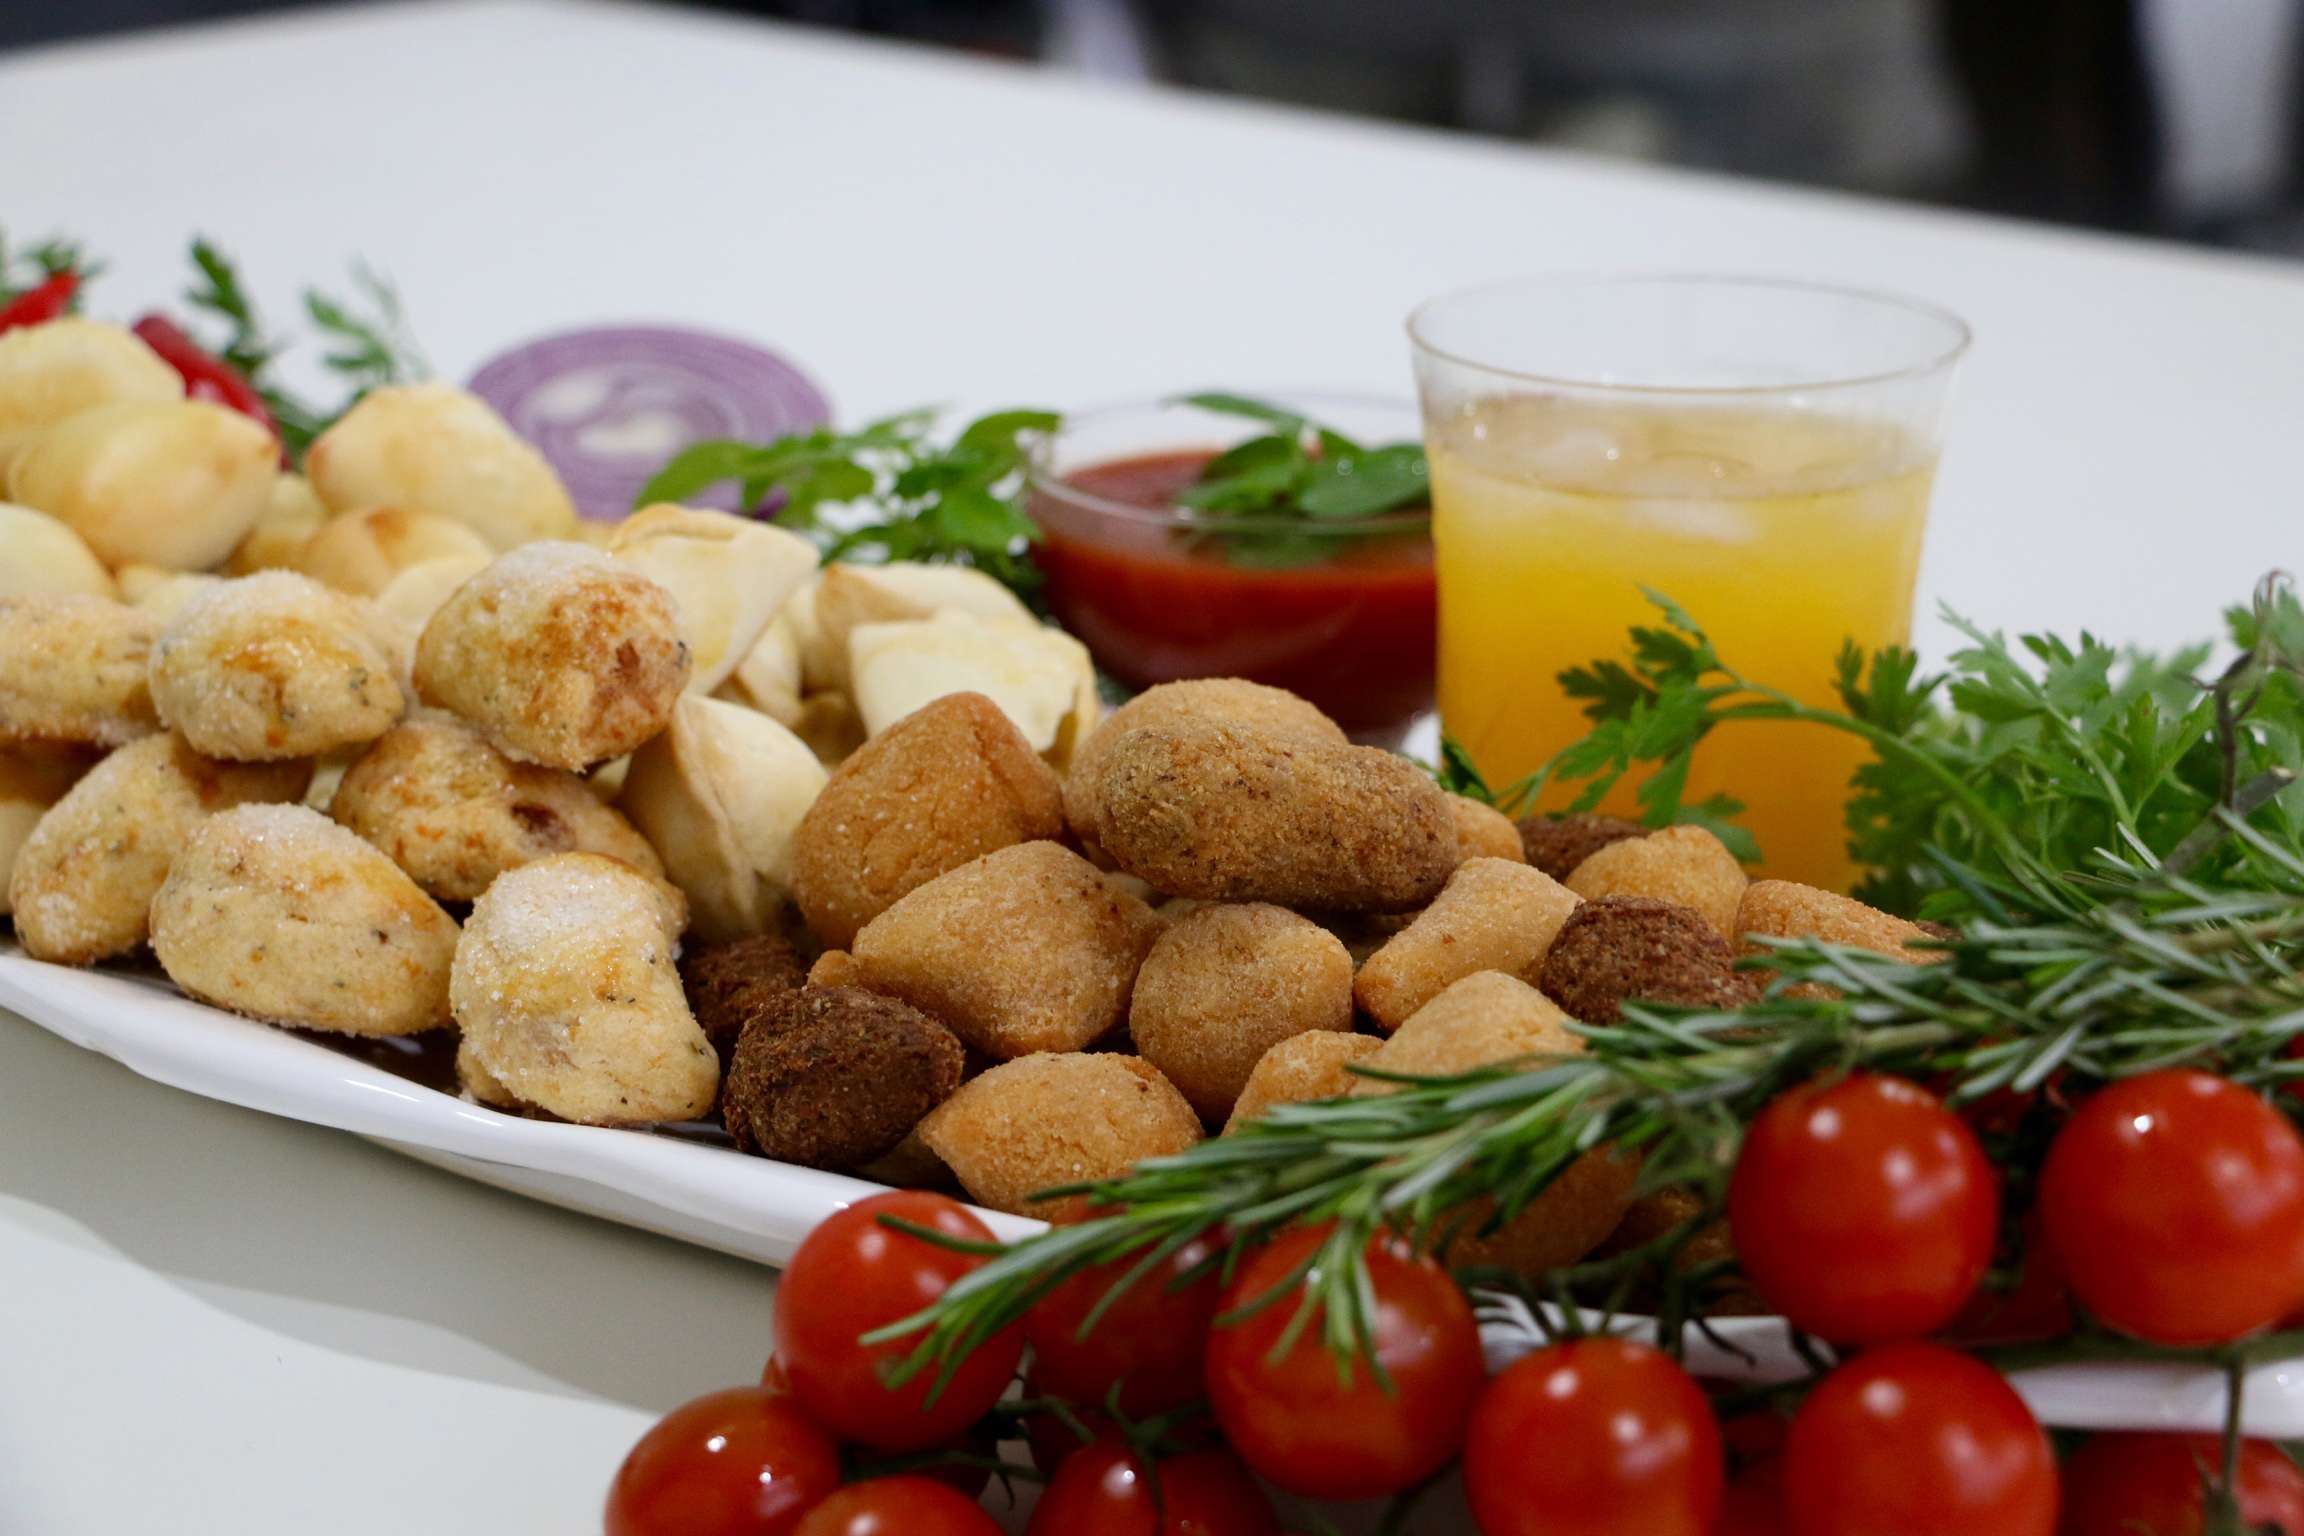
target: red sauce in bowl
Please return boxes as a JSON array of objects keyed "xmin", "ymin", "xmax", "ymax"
[{"xmin": 1031, "ymin": 449, "xmax": 1436, "ymax": 740}]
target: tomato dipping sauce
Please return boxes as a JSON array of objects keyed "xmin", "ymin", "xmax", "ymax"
[{"xmin": 1031, "ymin": 448, "xmax": 1437, "ymax": 741}]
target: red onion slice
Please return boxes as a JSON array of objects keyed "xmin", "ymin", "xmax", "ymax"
[{"xmin": 467, "ymin": 325, "xmax": 830, "ymax": 521}]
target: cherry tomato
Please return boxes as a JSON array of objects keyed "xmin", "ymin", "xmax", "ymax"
[
  {"xmin": 1023, "ymin": 1235, "xmax": 1222, "ymax": 1416},
  {"xmin": 1026, "ymin": 1442, "xmax": 1281, "ymax": 1536},
  {"xmin": 1729, "ymin": 1073, "xmax": 1999, "ymax": 1343},
  {"xmin": 0, "ymin": 269, "xmax": 77, "ymax": 332},
  {"xmin": 1204, "ymin": 1224, "xmax": 1484, "ymax": 1500},
  {"xmin": 1463, "ymin": 1337, "xmax": 1722, "ymax": 1536},
  {"xmin": 789, "ymin": 1476, "xmax": 1003, "ymax": 1536},
  {"xmin": 1019, "ymin": 1377, "xmax": 1121, "ymax": 1478},
  {"xmin": 605, "ymin": 1385, "xmax": 841, "ymax": 1536},
  {"xmin": 762, "ymin": 1355, "xmax": 791, "ymax": 1393},
  {"xmin": 2059, "ymin": 1432, "xmax": 2304, "ymax": 1536},
  {"xmin": 1715, "ymin": 1458, "xmax": 1788, "ymax": 1536},
  {"xmin": 1941, "ymin": 1209, "xmax": 2073, "ymax": 1347},
  {"xmin": 1783, "ymin": 1341, "xmax": 2056, "ymax": 1536},
  {"xmin": 2040, "ymin": 1070, "xmax": 2304, "ymax": 1344},
  {"xmin": 773, "ymin": 1191, "xmax": 1024, "ymax": 1451}
]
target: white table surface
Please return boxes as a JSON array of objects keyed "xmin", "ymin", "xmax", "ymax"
[{"xmin": 3, "ymin": 3, "xmax": 2304, "ymax": 1530}]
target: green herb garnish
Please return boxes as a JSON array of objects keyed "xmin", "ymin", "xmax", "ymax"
[
  {"xmin": 0, "ymin": 232, "xmax": 96, "ymax": 307},
  {"xmin": 1172, "ymin": 392, "xmax": 1429, "ymax": 568}
]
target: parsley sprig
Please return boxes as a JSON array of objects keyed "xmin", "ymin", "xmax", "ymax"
[{"xmin": 1169, "ymin": 393, "xmax": 1429, "ymax": 569}]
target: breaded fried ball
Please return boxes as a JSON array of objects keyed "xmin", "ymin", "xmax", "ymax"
[
  {"xmin": 328, "ymin": 713, "xmax": 662, "ymax": 902},
  {"xmin": 1128, "ymin": 903, "xmax": 1354, "ymax": 1123},
  {"xmin": 293, "ymin": 505, "xmax": 495, "ymax": 597},
  {"xmin": 1539, "ymin": 895, "xmax": 1758, "ymax": 1025},
  {"xmin": 451, "ymin": 853, "xmax": 718, "ymax": 1126},
  {"xmin": 150, "ymin": 803, "xmax": 459, "ymax": 1036},
  {"xmin": 852, "ymin": 841, "xmax": 1162, "ymax": 1059},
  {"xmin": 679, "ymin": 927, "xmax": 808, "ymax": 1066},
  {"xmin": 149, "ymin": 571, "xmax": 405, "ymax": 761},
  {"xmin": 7, "ymin": 733, "xmax": 308, "ymax": 964},
  {"xmin": 1223, "ymin": 1030, "xmax": 1384, "ymax": 1134},
  {"xmin": 1446, "ymin": 1149, "xmax": 1643, "ymax": 1280},
  {"xmin": 807, "ymin": 949, "xmax": 867, "ymax": 990},
  {"xmin": 1450, "ymin": 795, "xmax": 1526, "ymax": 864},
  {"xmin": 722, "ymin": 986, "xmax": 966, "ymax": 1170},
  {"xmin": 1736, "ymin": 880, "xmax": 1947, "ymax": 963},
  {"xmin": 0, "ymin": 745, "xmax": 93, "ymax": 917},
  {"xmin": 0, "ymin": 595, "xmax": 159, "ymax": 748},
  {"xmin": 917, "ymin": 1052, "xmax": 1201, "ymax": 1218},
  {"xmin": 1517, "ymin": 813, "xmax": 1647, "ymax": 882},
  {"xmin": 1355, "ymin": 859, "xmax": 1583, "ymax": 1032},
  {"xmin": 792, "ymin": 692, "xmax": 1065, "ymax": 949},
  {"xmin": 1565, "ymin": 825, "xmax": 1747, "ymax": 942},
  {"xmin": 414, "ymin": 542, "xmax": 690, "ymax": 770},
  {"xmin": 1096, "ymin": 722, "xmax": 1456, "ymax": 912},
  {"xmin": 455, "ymin": 1035, "xmax": 523, "ymax": 1110},
  {"xmin": 1062, "ymin": 678, "xmax": 1346, "ymax": 855}
]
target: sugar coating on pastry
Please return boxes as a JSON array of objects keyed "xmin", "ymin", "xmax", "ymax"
[
  {"xmin": 328, "ymin": 713, "xmax": 662, "ymax": 902},
  {"xmin": 791, "ymin": 691, "xmax": 1065, "ymax": 949},
  {"xmin": 1355, "ymin": 858, "xmax": 1583, "ymax": 1032},
  {"xmin": 414, "ymin": 541, "xmax": 691, "ymax": 770},
  {"xmin": 1449, "ymin": 795, "xmax": 1526, "ymax": 864},
  {"xmin": 0, "ymin": 595, "xmax": 161, "ymax": 749},
  {"xmin": 304, "ymin": 383, "xmax": 577, "ymax": 550},
  {"xmin": 1540, "ymin": 895, "xmax": 1759, "ymax": 1025},
  {"xmin": 0, "ymin": 502, "xmax": 115, "ymax": 600},
  {"xmin": 293, "ymin": 505, "xmax": 496, "ymax": 597},
  {"xmin": 722, "ymin": 986, "xmax": 965, "ymax": 1170},
  {"xmin": 0, "ymin": 744, "xmax": 94, "ymax": 917},
  {"xmin": 1564, "ymin": 825, "xmax": 1748, "ymax": 942},
  {"xmin": 852, "ymin": 840, "xmax": 1162, "ymax": 1059},
  {"xmin": 1353, "ymin": 971, "xmax": 1583, "ymax": 1086},
  {"xmin": 451, "ymin": 852, "xmax": 718, "ymax": 1126},
  {"xmin": 1223, "ymin": 1030, "xmax": 1385, "ymax": 1134},
  {"xmin": 150, "ymin": 803, "xmax": 459, "ymax": 1036},
  {"xmin": 456, "ymin": 1034, "xmax": 524, "ymax": 1110},
  {"xmin": 1127, "ymin": 902, "xmax": 1354, "ymax": 1124},
  {"xmin": 1736, "ymin": 879, "xmax": 1947, "ymax": 963},
  {"xmin": 917, "ymin": 1052, "xmax": 1201, "ymax": 1218},
  {"xmin": 6, "ymin": 732, "xmax": 309, "ymax": 964},
  {"xmin": 149, "ymin": 571, "xmax": 405, "ymax": 761}
]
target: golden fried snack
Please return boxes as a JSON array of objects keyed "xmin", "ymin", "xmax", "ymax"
[
  {"xmin": 852, "ymin": 840, "xmax": 1162, "ymax": 1058},
  {"xmin": 223, "ymin": 473, "xmax": 329, "ymax": 575},
  {"xmin": 0, "ymin": 745, "xmax": 93, "ymax": 917},
  {"xmin": 149, "ymin": 572, "xmax": 404, "ymax": 761},
  {"xmin": 813, "ymin": 561, "xmax": 1035, "ymax": 690},
  {"xmin": 1736, "ymin": 880, "xmax": 1947, "ymax": 963},
  {"xmin": 679, "ymin": 926, "xmax": 808, "ymax": 1066},
  {"xmin": 451, "ymin": 853, "xmax": 718, "ymax": 1126},
  {"xmin": 305, "ymin": 383, "xmax": 577, "ymax": 550},
  {"xmin": 917, "ymin": 1052, "xmax": 1201, "ymax": 1218},
  {"xmin": 723, "ymin": 986, "xmax": 966, "ymax": 1170},
  {"xmin": 607, "ymin": 505, "xmax": 818, "ymax": 695},
  {"xmin": 456, "ymin": 1035, "xmax": 523, "ymax": 1110},
  {"xmin": 371, "ymin": 551, "xmax": 492, "ymax": 639},
  {"xmin": 849, "ymin": 611, "xmax": 1094, "ymax": 757},
  {"xmin": 807, "ymin": 949, "xmax": 866, "ymax": 989},
  {"xmin": 1223, "ymin": 1030, "xmax": 1384, "ymax": 1134},
  {"xmin": 1355, "ymin": 858, "xmax": 1584, "ymax": 1032},
  {"xmin": 1062, "ymin": 677, "xmax": 1346, "ymax": 855},
  {"xmin": 328, "ymin": 713, "xmax": 663, "ymax": 902},
  {"xmin": 0, "ymin": 318, "xmax": 181, "ymax": 440},
  {"xmin": 1517, "ymin": 813, "xmax": 1648, "ymax": 882},
  {"xmin": 789, "ymin": 692, "xmax": 866, "ymax": 767},
  {"xmin": 7, "ymin": 733, "xmax": 308, "ymax": 964},
  {"xmin": 414, "ymin": 541, "xmax": 691, "ymax": 770},
  {"xmin": 0, "ymin": 502, "xmax": 115, "ymax": 600},
  {"xmin": 1095, "ymin": 721, "xmax": 1456, "ymax": 912},
  {"xmin": 150, "ymin": 803, "xmax": 459, "ymax": 1035},
  {"xmin": 292, "ymin": 505, "xmax": 495, "ymax": 597},
  {"xmin": 0, "ymin": 595, "xmax": 159, "ymax": 748},
  {"xmin": 791, "ymin": 691, "xmax": 1065, "ymax": 949},
  {"xmin": 716, "ymin": 606, "xmax": 805, "ymax": 726},
  {"xmin": 1565, "ymin": 825, "xmax": 1748, "ymax": 942},
  {"xmin": 1450, "ymin": 796, "xmax": 1526, "ymax": 864},
  {"xmin": 117, "ymin": 567, "xmax": 220, "ymax": 623},
  {"xmin": 1127, "ymin": 903, "xmax": 1354, "ymax": 1123},
  {"xmin": 1540, "ymin": 895, "xmax": 1759, "ymax": 1025},
  {"xmin": 11, "ymin": 400, "xmax": 276, "ymax": 570}
]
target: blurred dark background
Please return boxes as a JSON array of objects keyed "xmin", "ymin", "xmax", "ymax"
[{"xmin": 9, "ymin": 0, "xmax": 2300, "ymax": 253}]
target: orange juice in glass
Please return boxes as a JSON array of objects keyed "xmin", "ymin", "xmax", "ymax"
[{"xmin": 1409, "ymin": 277, "xmax": 1968, "ymax": 891}]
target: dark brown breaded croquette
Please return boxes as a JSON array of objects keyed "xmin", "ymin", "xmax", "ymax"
[
  {"xmin": 1516, "ymin": 812, "xmax": 1647, "ymax": 882},
  {"xmin": 1539, "ymin": 894, "xmax": 1758, "ymax": 1025},
  {"xmin": 722, "ymin": 986, "xmax": 965, "ymax": 1170},
  {"xmin": 680, "ymin": 928, "xmax": 807, "ymax": 1067}
]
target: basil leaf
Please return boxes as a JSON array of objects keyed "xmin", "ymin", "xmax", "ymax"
[{"xmin": 1179, "ymin": 392, "xmax": 1306, "ymax": 433}]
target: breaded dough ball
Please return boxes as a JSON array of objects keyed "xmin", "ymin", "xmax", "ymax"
[
  {"xmin": 328, "ymin": 713, "xmax": 662, "ymax": 902},
  {"xmin": 679, "ymin": 928, "xmax": 808, "ymax": 1066},
  {"xmin": 0, "ymin": 318, "xmax": 181, "ymax": 439},
  {"xmin": 917, "ymin": 1052, "xmax": 1201, "ymax": 1218},
  {"xmin": 117, "ymin": 567, "xmax": 221, "ymax": 623},
  {"xmin": 0, "ymin": 745, "xmax": 93, "ymax": 917},
  {"xmin": 10, "ymin": 400, "xmax": 276, "ymax": 570},
  {"xmin": 1539, "ymin": 895, "xmax": 1757, "ymax": 1025},
  {"xmin": 807, "ymin": 949, "xmax": 867, "ymax": 989},
  {"xmin": 456, "ymin": 1035, "xmax": 523, "ymax": 1110},
  {"xmin": 852, "ymin": 840, "xmax": 1162, "ymax": 1059},
  {"xmin": 149, "ymin": 572, "xmax": 404, "ymax": 761},
  {"xmin": 293, "ymin": 505, "xmax": 495, "ymax": 597},
  {"xmin": 305, "ymin": 383, "xmax": 577, "ymax": 550},
  {"xmin": 1565, "ymin": 825, "xmax": 1748, "ymax": 942},
  {"xmin": 0, "ymin": 502, "xmax": 115, "ymax": 599},
  {"xmin": 791, "ymin": 691, "xmax": 1065, "ymax": 949},
  {"xmin": 7, "ymin": 733, "xmax": 308, "ymax": 963},
  {"xmin": 1127, "ymin": 903, "xmax": 1354, "ymax": 1123},
  {"xmin": 414, "ymin": 542, "xmax": 691, "ymax": 770},
  {"xmin": 1096, "ymin": 722, "xmax": 1456, "ymax": 912},
  {"xmin": 1518, "ymin": 813, "xmax": 1647, "ymax": 882},
  {"xmin": 619, "ymin": 696, "xmax": 827, "ymax": 941},
  {"xmin": 150, "ymin": 804, "xmax": 459, "ymax": 1035},
  {"xmin": 1355, "ymin": 859, "xmax": 1583, "ymax": 1032},
  {"xmin": 0, "ymin": 595, "xmax": 159, "ymax": 748},
  {"xmin": 722, "ymin": 986, "xmax": 966, "ymax": 1170},
  {"xmin": 451, "ymin": 853, "xmax": 718, "ymax": 1126},
  {"xmin": 223, "ymin": 473, "xmax": 330, "ymax": 575},
  {"xmin": 1223, "ymin": 1030, "xmax": 1384, "ymax": 1134},
  {"xmin": 1736, "ymin": 880, "xmax": 1946, "ymax": 963},
  {"xmin": 1450, "ymin": 796, "xmax": 1525, "ymax": 864},
  {"xmin": 607, "ymin": 505, "xmax": 818, "ymax": 695}
]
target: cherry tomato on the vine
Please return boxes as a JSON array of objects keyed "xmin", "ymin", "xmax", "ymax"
[
  {"xmin": 1026, "ymin": 1442, "xmax": 1281, "ymax": 1536},
  {"xmin": 2058, "ymin": 1432, "xmax": 2304, "ymax": 1536},
  {"xmin": 762, "ymin": 1355, "xmax": 791, "ymax": 1393},
  {"xmin": 772, "ymin": 1191, "xmax": 1024, "ymax": 1451},
  {"xmin": 1204, "ymin": 1224, "xmax": 1484, "ymax": 1501},
  {"xmin": 1463, "ymin": 1337, "xmax": 1723, "ymax": 1536},
  {"xmin": 1941, "ymin": 1208, "xmax": 2073, "ymax": 1348},
  {"xmin": 789, "ymin": 1476, "xmax": 1003, "ymax": 1536},
  {"xmin": 1729, "ymin": 1072, "xmax": 1999, "ymax": 1343},
  {"xmin": 2040, "ymin": 1069, "xmax": 2304, "ymax": 1345},
  {"xmin": 1715, "ymin": 1458, "xmax": 1789, "ymax": 1536},
  {"xmin": 1023, "ymin": 1235, "xmax": 1223, "ymax": 1416},
  {"xmin": 1783, "ymin": 1341, "xmax": 2056, "ymax": 1536},
  {"xmin": 604, "ymin": 1385, "xmax": 841, "ymax": 1536}
]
